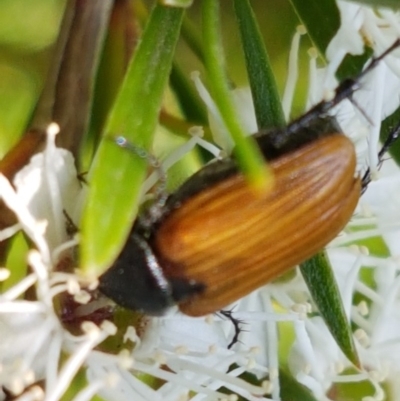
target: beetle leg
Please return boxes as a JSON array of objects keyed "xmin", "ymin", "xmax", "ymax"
[
  {"xmin": 218, "ymin": 309, "xmax": 246, "ymax": 349},
  {"xmin": 113, "ymin": 135, "xmax": 168, "ymax": 227},
  {"xmin": 286, "ymin": 39, "xmax": 400, "ymax": 137},
  {"xmin": 361, "ymin": 120, "xmax": 400, "ymax": 192}
]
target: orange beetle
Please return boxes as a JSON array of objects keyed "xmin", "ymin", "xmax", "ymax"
[
  {"xmin": 153, "ymin": 134, "xmax": 359, "ymax": 316},
  {"xmin": 99, "ymin": 124, "xmax": 360, "ymax": 316},
  {"xmin": 99, "ymin": 40, "xmax": 400, "ymax": 317}
]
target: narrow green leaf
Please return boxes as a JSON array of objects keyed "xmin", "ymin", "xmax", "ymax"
[
  {"xmin": 81, "ymin": 4, "xmax": 184, "ymax": 276},
  {"xmin": 380, "ymin": 104, "xmax": 400, "ymax": 165},
  {"xmin": 289, "ymin": 0, "xmax": 340, "ymax": 56},
  {"xmin": 181, "ymin": 16, "xmax": 205, "ymax": 62},
  {"xmin": 202, "ymin": 0, "xmax": 271, "ymax": 191},
  {"xmin": 300, "ymin": 251, "xmax": 360, "ymax": 367},
  {"xmin": 233, "ymin": 0, "xmax": 285, "ymax": 130}
]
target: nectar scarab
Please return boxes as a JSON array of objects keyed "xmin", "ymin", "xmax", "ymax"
[
  {"xmin": 98, "ymin": 41, "xmax": 400, "ymax": 317},
  {"xmin": 99, "ymin": 125, "xmax": 360, "ymax": 316}
]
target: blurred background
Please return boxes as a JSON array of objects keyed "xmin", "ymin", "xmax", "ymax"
[{"xmin": 0, "ymin": 0, "xmax": 310, "ymax": 158}]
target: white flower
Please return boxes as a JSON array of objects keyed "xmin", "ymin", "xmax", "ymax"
[
  {"xmin": 0, "ymin": 124, "xmax": 114, "ymax": 400},
  {"xmin": 3, "ymin": 2, "xmax": 400, "ymax": 401},
  {"xmin": 0, "ymin": 124, "xmax": 271, "ymax": 401},
  {"xmin": 188, "ymin": 2, "xmax": 400, "ymax": 401},
  {"xmin": 285, "ymin": 3, "xmax": 400, "ymax": 400}
]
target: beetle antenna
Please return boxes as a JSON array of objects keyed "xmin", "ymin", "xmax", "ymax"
[
  {"xmin": 219, "ymin": 309, "xmax": 245, "ymax": 349},
  {"xmin": 114, "ymin": 136, "xmax": 168, "ymax": 227},
  {"xmin": 361, "ymin": 121, "xmax": 400, "ymax": 192},
  {"xmin": 349, "ymin": 97, "xmax": 374, "ymax": 126},
  {"xmin": 287, "ymin": 38, "xmax": 400, "ymax": 136}
]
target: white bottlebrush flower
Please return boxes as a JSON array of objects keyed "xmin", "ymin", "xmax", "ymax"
[
  {"xmin": 0, "ymin": 124, "xmax": 116, "ymax": 400},
  {"xmin": 0, "ymin": 124, "xmax": 271, "ymax": 401},
  {"xmin": 2, "ymin": 3, "xmax": 400, "ymax": 401},
  {"xmin": 282, "ymin": 3, "xmax": 400, "ymax": 401},
  {"xmin": 188, "ymin": 3, "xmax": 400, "ymax": 401},
  {"xmin": 321, "ymin": 2, "xmax": 400, "ymax": 174}
]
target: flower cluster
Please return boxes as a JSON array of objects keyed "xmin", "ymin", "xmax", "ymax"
[{"xmin": 1, "ymin": 2, "xmax": 400, "ymax": 401}]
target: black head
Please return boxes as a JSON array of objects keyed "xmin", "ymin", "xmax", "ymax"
[{"xmin": 98, "ymin": 231, "xmax": 204, "ymax": 315}]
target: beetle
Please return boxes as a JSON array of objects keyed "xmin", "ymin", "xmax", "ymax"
[{"xmin": 98, "ymin": 40, "xmax": 400, "ymax": 317}]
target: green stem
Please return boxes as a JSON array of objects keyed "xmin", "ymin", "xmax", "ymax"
[{"xmin": 202, "ymin": 0, "xmax": 270, "ymax": 190}]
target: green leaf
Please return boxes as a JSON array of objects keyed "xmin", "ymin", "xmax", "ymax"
[
  {"xmin": 289, "ymin": 0, "xmax": 340, "ymax": 56},
  {"xmin": 81, "ymin": 4, "xmax": 184, "ymax": 276},
  {"xmin": 2, "ymin": 232, "xmax": 29, "ymax": 292},
  {"xmin": 233, "ymin": 0, "xmax": 285, "ymax": 130},
  {"xmin": 202, "ymin": 0, "xmax": 271, "ymax": 191},
  {"xmin": 300, "ymin": 251, "xmax": 360, "ymax": 367},
  {"xmin": 181, "ymin": 16, "xmax": 205, "ymax": 62},
  {"xmin": 380, "ymin": 104, "xmax": 400, "ymax": 166}
]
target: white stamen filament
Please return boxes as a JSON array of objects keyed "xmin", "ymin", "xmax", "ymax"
[
  {"xmin": 282, "ymin": 25, "xmax": 305, "ymax": 120},
  {"xmin": 262, "ymin": 293, "xmax": 280, "ymax": 400},
  {"xmin": 307, "ymin": 47, "xmax": 319, "ymax": 108},
  {"xmin": 24, "ymin": 316, "xmax": 58, "ymax": 369},
  {"xmin": 332, "ymin": 224, "xmax": 400, "ymax": 247},
  {"xmin": 45, "ymin": 327, "xmax": 108, "ymax": 401},
  {"xmin": 141, "ymin": 131, "xmax": 222, "ymax": 200},
  {"xmin": 43, "ymin": 124, "xmax": 64, "ymax": 248},
  {"xmin": 340, "ymin": 254, "xmax": 363, "ymax": 317},
  {"xmin": 0, "ymin": 175, "xmax": 51, "ymax": 265},
  {"xmin": 71, "ymin": 378, "xmax": 110, "ymax": 401},
  {"xmin": 0, "ymin": 301, "xmax": 46, "ymax": 313},
  {"xmin": 0, "ymin": 223, "xmax": 22, "ymax": 241},
  {"xmin": 0, "ymin": 273, "xmax": 37, "ymax": 301},
  {"xmin": 51, "ymin": 236, "xmax": 79, "ymax": 265}
]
